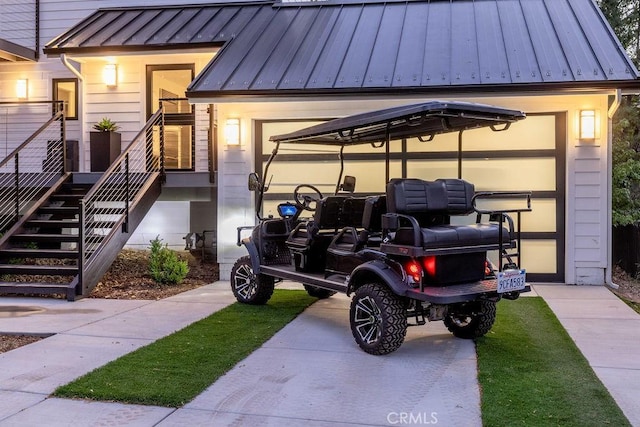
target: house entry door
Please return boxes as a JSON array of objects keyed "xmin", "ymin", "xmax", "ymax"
[{"xmin": 146, "ymin": 64, "xmax": 195, "ymax": 170}]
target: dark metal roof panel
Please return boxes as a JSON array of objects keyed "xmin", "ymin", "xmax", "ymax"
[
  {"xmin": 391, "ymin": 3, "xmax": 427, "ymax": 87},
  {"xmin": 333, "ymin": 4, "xmax": 384, "ymax": 89},
  {"xmin": 474, "ymin": 1, "xmax": 510, "ymax": 85},
  {"xmin": 518, "ymin": 1, "xmax": 572, "ymax": 82},
  {"xmin": 450, "ymin": 0, "xmax": 480, "ymax": 85},
  {"xmin": 43, "ymin": 0, "xmax": 640, "ymax": 95},
  {"xmin": 496, "ymin": 1, "xmax": 543, "ymax": 84},
  {"xmin": 306, "ymin": 5, "xmax": 362, "ymax": 89},
  {"xmin": 422, "ymin": 1, "xmax": 452, "ymax": 85},
  {"xmin": 567, "ymin": 0, "xmax": 636, "ymax": 79},
  {"xmin": 362, "ymin": 4, "xmax": 406, "ymax": 88},
  {"xmin": 44, "ymin": 3, "xmax": 271, "ymax": 54},
  {"xmin": 545, "ymin": 0, "xmax": 602, "ymax": 80},
  {"xmin": 277, "ymin": 7, "xmax": 341, "ymax": 90}
]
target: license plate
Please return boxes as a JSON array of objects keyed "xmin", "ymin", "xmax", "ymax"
[{"xmin": 497, "ymin": 269, "xmax": 526, "ymax": 293}]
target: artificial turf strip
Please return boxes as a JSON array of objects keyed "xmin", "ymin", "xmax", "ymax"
[
  {"xmin": 476, "ymin": 297, "xmax": 631, "ymax": 427},
  {"xmin": 53, "ymin": 289, "xmax": 316, "ymax": 407}
]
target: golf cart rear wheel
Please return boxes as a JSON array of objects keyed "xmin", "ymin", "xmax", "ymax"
[
  {"xmin": 303, "ymin": 284, "xmax": 336, "ymax": 299},
  {"xmin": 230, "ymin": 256, "xmax": 274, "ymax": 305},
  {"xmin": 444, "ymin": 300, "xmax": 496, "ymax": 339},
  {"xmin": 349, "ymin": 283, "xmax": 407, "ymax": 355}
]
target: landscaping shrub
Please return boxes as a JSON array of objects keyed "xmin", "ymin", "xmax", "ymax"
[{"xmin": 149, "ymin": 236, "xmax": 189, "ymax": 284}]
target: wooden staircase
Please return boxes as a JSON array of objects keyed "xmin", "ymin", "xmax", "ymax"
[
  {"xmin": 0, "ymin": 177, "xmax": 92, "ymax": 299},
  {"xmin": 0, "ymin": 107, "xmax": 165, "ymax": 300}
]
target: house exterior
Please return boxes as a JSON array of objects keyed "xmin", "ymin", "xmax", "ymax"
[{"xmin": 1, "ymin": 0, "xmax": 639, "ymax": 285}]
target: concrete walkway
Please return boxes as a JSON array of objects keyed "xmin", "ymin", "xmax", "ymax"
[{"xmin": 0, "ymin": 282, "xmax": 638, "ymax": 426}]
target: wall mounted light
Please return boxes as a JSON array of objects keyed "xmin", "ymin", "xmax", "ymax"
[
  {"xmin": 579, "ymin": 109, "xmax": 596, "ymax": 140},
  {"xmin": 16, "ymin": 79, "xmax": 28, "ymax": 100},
  {"xmin": 103, "ymin": 64, "xmax": 117, "ymax": 87},
  {"xmin": 224, "ymin": 118, "xmax": 241, "ymax": 146}
]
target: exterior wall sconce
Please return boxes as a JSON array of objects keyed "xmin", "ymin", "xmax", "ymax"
[
  {"xmin": 579, "ymin": 109, "xmax": 597, "ymax": 140},
  {"xmin": 16, "ymin": 79, "xmax": 28, "ymax": 100},
  {"xmin": 225, "ymin": 118, "xmax": 241, "ymax": 146},
  {"xmin": 103, "ymin": 64, "xmax": 118, "ymax": 87}
]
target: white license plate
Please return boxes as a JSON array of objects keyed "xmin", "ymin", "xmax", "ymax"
[{"xmin": 497, "ymin": 269, "xmax": 527, "ymax": 293}]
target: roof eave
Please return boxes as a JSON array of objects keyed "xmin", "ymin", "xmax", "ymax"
[
  {"xmin": 0, "ymin": 38, "xmax": 37, "ymax": 62},
  {"xmin": 43, "ymin": 42, "xmax": 224, "ymax": 58},
  {"xmin": 186, "ymin": 80, "xmax": 640, "ymax": 102}
]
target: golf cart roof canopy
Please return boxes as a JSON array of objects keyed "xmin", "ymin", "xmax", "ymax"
[{"xmin": 269, "ymin": 101, "xmax": 526, "ymax": 146}]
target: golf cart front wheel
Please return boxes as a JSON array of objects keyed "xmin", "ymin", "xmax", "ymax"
[{"xmin": 230, "ymin": 255, "xmax": 274, "ymax": 305}]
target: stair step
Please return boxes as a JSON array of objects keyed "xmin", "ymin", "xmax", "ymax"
[
  {"xmin": 0, "ymin": 264, "xmax": 77, "ymax": 275},
  {"xmin": 11, "ymin": 233, "xmax": 80, "ymax": 243},
  {"xmin": 0, "ymin": 248, "xmax": 78, "ymax": 259},
  {"xmin": 37, "ymin": 206, "xmax": 79, "ymax": 215},
  {"xmin": 0, "ymin": 281, "xmax": 74, "ymax": 294},
  {"xmin": 25, "ymin": 219, "xmax": 80, "ymax": 228},
  {"xmin": 50, "ymin": 194, "xmax": 84, "ymax": 200}
]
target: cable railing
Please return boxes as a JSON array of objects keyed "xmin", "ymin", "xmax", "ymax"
[
  {"xmin": 0, "ymin": 102, "xmax": 65, "ymax": 233},
  {"xmin": 78, "ymin": 108, "xmax": 164, "ymax": 291}
]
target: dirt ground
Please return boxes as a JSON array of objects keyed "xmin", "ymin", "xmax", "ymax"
[
  {"xmin": 0, "ymin": 249, "xmax": 219, "ymax": 354},
  {"xmin": 611, "ymin": 266, "xmax": 640, "ymax": 304}
]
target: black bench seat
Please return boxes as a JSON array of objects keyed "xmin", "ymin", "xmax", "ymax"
[{"xmin": 383, "ymin": 178, "xmax": 513, "ymax": 253}]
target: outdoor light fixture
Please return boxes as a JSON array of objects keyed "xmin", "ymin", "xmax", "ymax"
[
  {"xmin": 225, "ymin": 118, "xmax": 241, "ymax": 146},
  {"xmin": 579, "ymin": 109, "xmax": 596, "ymax": 140},
  {"xmin": 103, "ymin": 64, "xmax": 117, "ymax": 87},
  {"xmin": 16, "ymin": 79, "xmax": 28, "ymax": 100}
]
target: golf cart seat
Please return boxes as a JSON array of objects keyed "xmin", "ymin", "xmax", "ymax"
[
  {"xmin": 286, "ymin": 195, "xmax": 349, "ymax": 271},
  {"xmin": 383, "ymin": 178, "xmax": 512, "ymax": 251}
]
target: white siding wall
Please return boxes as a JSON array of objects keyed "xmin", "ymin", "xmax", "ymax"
[{"xmin": 216, "ymin": 94, "xmax": 613, "ymax": 284}]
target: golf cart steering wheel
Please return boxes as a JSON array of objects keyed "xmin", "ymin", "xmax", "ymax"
[{"xmin": 294, "ymin": 184, "xmax": 323, "ymax": 211}]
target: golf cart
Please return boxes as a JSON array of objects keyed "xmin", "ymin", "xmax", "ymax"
[{"xmin": 232, "ymin": 101, "xmax": 532, "ymax": 355}]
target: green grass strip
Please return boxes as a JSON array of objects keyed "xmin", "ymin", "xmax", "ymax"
[
  {"xmin": 54, "ymin": 289, "xmax": 316, "ymax": 407},
  {"xmin": 477, "ymin": 297, "xmax": 630, "ymax": 427}
]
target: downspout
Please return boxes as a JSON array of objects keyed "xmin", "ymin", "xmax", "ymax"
[
  {"xmin": 60, "ymin": 54, "xmax": 85, "ymax": 171},
  {"xmin": 606, "ymin": 89, "xmax": 621, "ymax": 289},
  {"xmin": 61, "ymin": 54, "xmax": 83, "ymax": 81}
]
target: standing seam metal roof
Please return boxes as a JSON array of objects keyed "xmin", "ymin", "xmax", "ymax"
[{"xmin": 43, "ymin": 0, "xmax": 640, "ymax": 98}]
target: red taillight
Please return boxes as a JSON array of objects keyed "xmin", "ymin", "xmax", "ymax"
[
  {"xmin": 422, "ymin": 256, "xmax": 436, "ymax": 277},
  {"xmin": 484, "ymin": 260, "xmax": 492, "ymax": 276},
  {"xmin": 405, "ymin": 259, "xmax": 422, "ymax": 283}
]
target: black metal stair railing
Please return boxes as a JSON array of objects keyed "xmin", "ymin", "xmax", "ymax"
[
  {"xmin": 0, "ymin": 102, "xmax": 65, "ymax": 234},
  {"xmin": 78, "ymin": 108, "xmax": 164, "ymax": 294}
]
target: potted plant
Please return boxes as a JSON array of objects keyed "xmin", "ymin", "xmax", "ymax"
[{"xmin": 90, "ymin": 117, "xmax": 121, "ymax": 172}]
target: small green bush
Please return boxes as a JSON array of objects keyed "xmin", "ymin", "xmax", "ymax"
[{"xmin": 148, "ymin": 236, "xmax": 189, "ymax": 284}]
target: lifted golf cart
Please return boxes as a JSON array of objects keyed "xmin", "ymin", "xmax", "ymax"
[{"xmin": 232, "ymin": 101, "xmax": 532, "ymax": 355}]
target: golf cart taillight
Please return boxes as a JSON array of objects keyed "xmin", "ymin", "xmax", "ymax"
[
  {"xmin": 422, "ymin": 256, "xmax": 436, "ymax": 277},
  {"xmin": 405, "ymin": 259, "xmax": 422, "ymax": 283},
  {"xmin": 485, "ymin": 260, "xmax": 492, "ymax": 276}
]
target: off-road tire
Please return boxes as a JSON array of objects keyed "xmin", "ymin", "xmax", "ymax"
[
  {"xmin": 444, "ymin": 300, "xmax": 496, "ymax": 339},
  {"xmin": 303, "ymin": 284, "xmax": 336, "ymax": 299},
  {"xmin": 230, "ymin": 256, "xmax": 274, "ymax": 305},
  {"xmin": 349, "ymin": 283, "xmax": 407, "ymax": 355}
]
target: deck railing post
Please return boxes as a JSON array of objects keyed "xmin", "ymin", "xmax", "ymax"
[
  {"xmin": 78, "ymin": 198, "xmax": 85, "ymax": 293},
  {"xmin": 123, "ymin": 153, "xmax": 130, "ymax": 233},
  {"xmin": 160, "ymin": 105, "xmax": 165, "ymax": 181},
  {"xmin": 14, "ymin": 154, "xmax": 19, "ymax": 223}
]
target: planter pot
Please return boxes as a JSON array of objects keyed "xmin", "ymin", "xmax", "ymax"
[{"xmin": 90, "ymin": 131, "xmax": 121, "ymax": 172}]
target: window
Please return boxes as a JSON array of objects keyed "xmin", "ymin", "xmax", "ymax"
[
  {"xmin": 146, "ymin": 64, "xmax": 195, "ymax": 170},
  {"xmin": 52, "ymin": 78, "xmax": 78, "ymax": 120}
]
